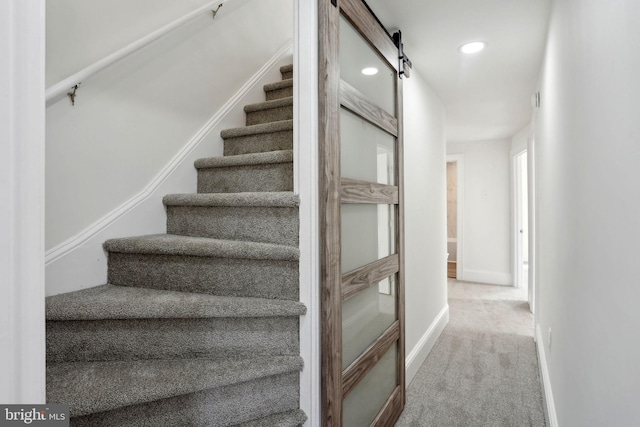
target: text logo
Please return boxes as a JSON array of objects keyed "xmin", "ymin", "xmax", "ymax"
[{"xmin": 0, "ymin": 405, "xmax": 68, "ymax": 426}]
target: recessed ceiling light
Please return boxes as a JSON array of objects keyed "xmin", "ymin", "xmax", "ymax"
[
  {"xmin": 361, "ymin": 67, "xmax": 378, "ymax": 76},
  {"xmin": 459, "ymin": 41, "xmax": 486, "ymax": 54}
]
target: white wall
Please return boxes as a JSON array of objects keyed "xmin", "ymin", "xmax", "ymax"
[
  {"xmin": 403, "ymin": 70, "xmax": 449, "ymax": 384},
  {"xmin": 447, "ymin": 139, "xmax": 512, "ymax": 285},
  {"xmin": 45, "ymin": 0, "xmax": 293, "ymax": 295},
  {"xmin": 534, "ymin": 0, "xmax": 640, "ymax": 425}
]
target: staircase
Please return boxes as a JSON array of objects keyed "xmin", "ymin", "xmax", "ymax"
[{"xmin": 46, "ymin": 65, "xmax": 306, "ymax": 427}]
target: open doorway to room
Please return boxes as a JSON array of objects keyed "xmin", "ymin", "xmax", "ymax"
[
  {"xmin": 515, "ymin": 138, "xmax": 537, "ymax": 315},
  {"xmin": 446, "ymin": 161, "xmax": 457, "ymax": 278},
  {"xmin": 446, "ymin": 155, "xmax": 464, "ymax": 280},
  {"xmin": 513, "ymin": 150, "xmax": 529, "ymax": 298}
]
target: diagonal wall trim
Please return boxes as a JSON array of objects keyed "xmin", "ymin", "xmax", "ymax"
[{"xmin": 45, "ymin": 40, "xmax": 293, "ymax": 266}]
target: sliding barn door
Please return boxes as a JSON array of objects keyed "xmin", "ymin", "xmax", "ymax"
[{"xmin": 319, "ymin": 0, "xmax": 406, "ymax": 425}]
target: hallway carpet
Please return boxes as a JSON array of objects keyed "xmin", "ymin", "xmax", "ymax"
[{"xmin": 396, "ymin": 280, "xmax": 545, "ymax": 427}]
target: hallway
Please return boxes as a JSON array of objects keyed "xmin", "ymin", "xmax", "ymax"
[{"xmin": 396, "ymin": 280, "xmax": 545, "ymax": 426}]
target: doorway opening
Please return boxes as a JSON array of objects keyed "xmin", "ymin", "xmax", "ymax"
[
  {"xmin": 514, "ymin": 150, "xmax": 529, "ymax": 294},
  {"xmin": 446, "ymin": 161, "xmax": 457, "ymax": 278},
  {"xmin": 446, "ymin": 154, "xmax": 464, "ymax": 281}
]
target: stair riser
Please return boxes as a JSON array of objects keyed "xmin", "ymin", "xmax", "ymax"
[
  {"xmin": 47, "ymin": 317, "xmax": 300, "ymax": 363},
  {"xmin": 235, "ymin": 410, "xmax": 306, "ymax": 427},
  {"xmin": 281, "ymin": 70, "xmax": 293, "ymax": 80},
  {"xmin": 266, "ymin": 86, "xmax": 293, "ymax": 101},
  {"xmin": 197, "ymin": 163, "xmax": 293, "ymax": 193},
  {"xmin": 167, "ymin": 206, "xmax": 299, "ymax": 246},
  {"xmin": 279, "ymin": 65, "xmax": 293, "ymax": 81},
  {"xmin": 246, "ymin": 105, "xmax": 293, "ymax": 126},
  {"xmin": 70, "ymin": 371, "xmax": 300, "ymax": 427},
  {"xmin": 108, "ymin": 253, "xmax": 299, "ymax": 300},
  {"xmin": 223, "ymin": 130, "xmax": 293, "ymax": 156}
]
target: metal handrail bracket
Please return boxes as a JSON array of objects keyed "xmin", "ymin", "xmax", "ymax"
[{"xmin": 46, "ymin": 0, "xmax": 228, "ymax": 104}]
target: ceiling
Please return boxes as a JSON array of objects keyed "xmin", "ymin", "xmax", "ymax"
[{"xmin": 365, "ymin": 0, "xmax": 552, "ymax": 142}]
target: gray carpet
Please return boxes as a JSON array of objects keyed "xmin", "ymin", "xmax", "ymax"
[{"xmin": 396, "ymin": 279, "xmax": 545, "ymax": 427}]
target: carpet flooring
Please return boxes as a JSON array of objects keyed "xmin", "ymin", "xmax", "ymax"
[{"xmin": 396, "ymin": 279, "xmax": 546, "ymax": 427}]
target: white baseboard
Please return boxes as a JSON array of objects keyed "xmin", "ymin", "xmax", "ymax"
[
  {"xmin": 45, "ymin": 41, "xmax": 293, "ymax": 296},
  {"xmin": 405, "ymin": 304, "xmax": 449, "ymax": 386},
  {"xmin": 462, "ymin": 269, "xmax": 513, "ymax": 286},
  {"xmin": 536, "ymin": 324, "xmax": 558, "ymax": 427}
]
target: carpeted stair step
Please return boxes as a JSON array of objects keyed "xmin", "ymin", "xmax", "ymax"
[
  {"xmin": 105, "ymin": 234, "xmax": 299, "ymax": 300},
  {"xmin": 164, "ymin": 192, "xmax": 299, "ymax": 246},
  {"xmin": 233, "ymin": 409, "xmax": 307, "ymax": 427},
  {"xmin": 264, "ymin": 78, "xmax": 293, "ymax": 101},
  {"xmin": 222, "ymin": 119, "xmax": 293, "ymax": 156},
  {"xmin": 46, "ymin": 284, "xmax": 305, "ymax": 363},
  {"xmin": 47, "ymin": 356, "xmax": 303, "ymax": 425},
  {"xmin": 67, "ymin": 371, "xmax": 301, "ymax": 427},
  {"xmin": 280, "ymin": 64, "xmax": 293, "ymax": 80},
  {"xmin": 195, "ymin": 150, "xmax": 293, "ymax": 193},
  {"xmin": 44, "ymin": 69, "xmax": 305, "ymax": 425},
  {"xmin": 244, "ymin": 97, "xmax": 293, "ymax": 126}
]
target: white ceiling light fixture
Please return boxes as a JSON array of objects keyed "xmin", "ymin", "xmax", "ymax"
[
  {"xmin": 361, "ymin": 67, "xmax": 378, "ymax": 75},
  {"xmin": 459, "ymin": 41, "xmax": 487, "ymax": 54}
]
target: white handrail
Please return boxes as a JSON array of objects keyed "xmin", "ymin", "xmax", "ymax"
[{"xmin": 45, "ymin": 0, "xmax": 228, "ymax": 102}]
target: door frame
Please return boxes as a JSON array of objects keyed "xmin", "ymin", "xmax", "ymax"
[
  {"xmin": 319, "ymin": 0, "xmax": 407, "ymax": 424},
  {"xmin": 512, "ymin": 148, "xmax": 528, "ymax": 289},
  {"xmin": 446, "ymin": 154, "xmax": 464, "ymax": 281},
  {"xmin": 295, "ymin": 0, "xmax": 321, "ymax": 424},
  {"xmin": 0, "ymin": 0, "xmax": 46, "ymax": 403},
  {"xmin": 511, "ymin": 136, "xmax": 536, "ymax": 314},
  {"xmin": 528, "ymin": 137, "xmax": 537, "ymax": 315}
]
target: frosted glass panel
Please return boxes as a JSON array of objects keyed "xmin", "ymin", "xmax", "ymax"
[
  {"xmin": 343, "ymin": 345, "xmax": 397, "ymax": 427},
  {"xmin": 341, "ymin": 204, "xmax": 396, "ymax": 274},
  {"xmin": 340, "ymin": 16, "xmax": 395, "ymax": 115},
  {"xmin": 342, "ymin": 276, "xmax": 397, "ymax": 368},
  {"xmin": 341, "ymin": 108, "xmax": 396, "ymax": 185}
]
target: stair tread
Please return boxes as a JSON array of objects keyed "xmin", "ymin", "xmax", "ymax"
[
  {"xmin": 195, "ymin": 150, "xmax": 293, "ymax": 169},
  {"xmin": 47, "ymin": 356, "xmax": 304, "ymax": 417},
  {"xmin": 264, "ymin": 79, "xmax": 293, "ymax": 91},
  {"xmin": 104, "ymin": 234, "xmax": 299, "ymax": 260},
  {"xmin": 46, "ymin": 284, "xmax": 306, "ymax": 321},
  {"xmin": 279, "ymin": 64, "xmax": 293, "ymax": 74},
  {"xmin": 221, "ymin": 119, "xmax": 292, "ymax": 139},
  {"xmin": 233, "ymin": 409, "xmax": 307, "ymax": 427},
  {"xmin": 244, "ymin": 97, "xmax": 293, "ymax": 113},
  {"xmin": 163, "ymin": 192, "xmax": 298, "ymax": 208}
]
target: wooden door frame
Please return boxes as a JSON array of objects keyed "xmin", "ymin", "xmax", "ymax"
[{"xmin": 319, "ymin": 0, "xmax": 407, "ymax": 424}]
